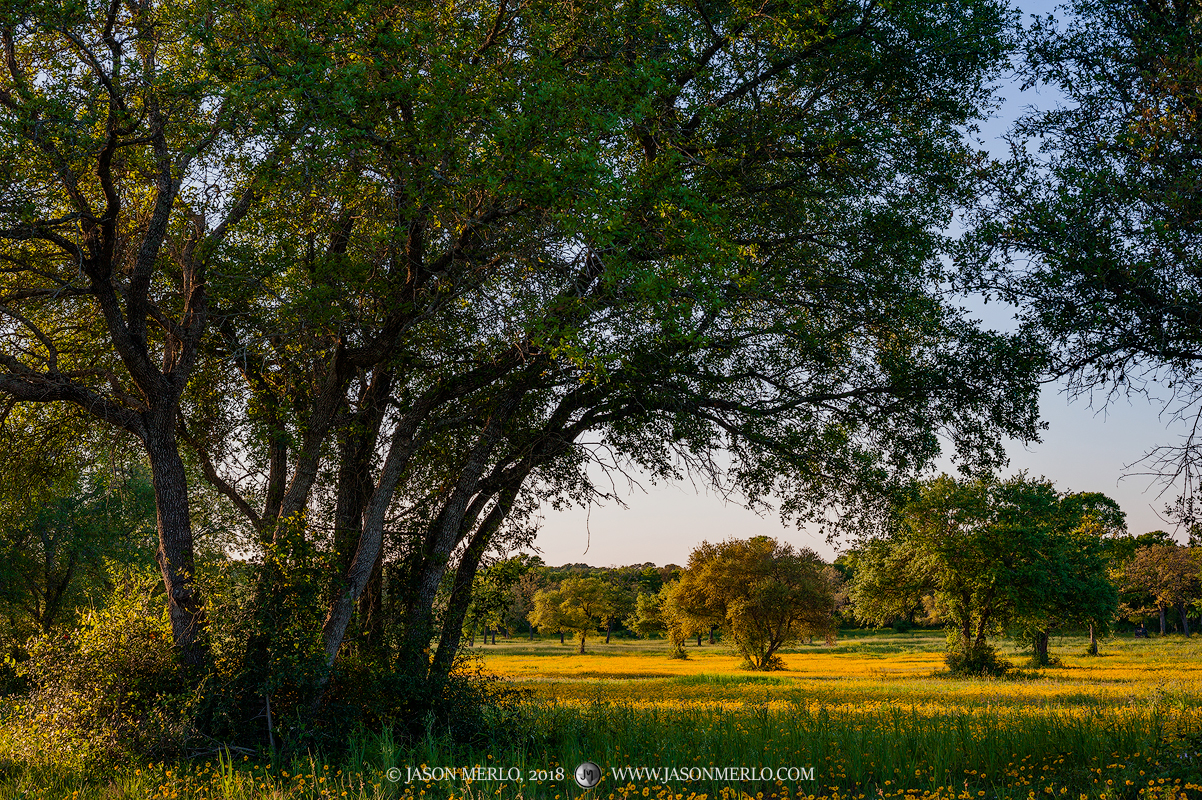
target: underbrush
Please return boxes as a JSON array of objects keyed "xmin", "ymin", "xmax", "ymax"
[{"xmin": 2, "ymin": 696, "xmax": 1199, "ymax": 799}]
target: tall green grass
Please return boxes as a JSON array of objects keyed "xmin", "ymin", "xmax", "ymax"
[
  {"xmin": 2, "ymin": 696, "xmax": 1199, "ymax": 799},
  {"xmin": 3, "ymin": 633, "xmax": 1201, "ymax": 799}
]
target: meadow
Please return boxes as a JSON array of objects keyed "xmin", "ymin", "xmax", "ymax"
[{"xmin": 1, "ymin": 630, "xmax": 1199, "ymax": 800}]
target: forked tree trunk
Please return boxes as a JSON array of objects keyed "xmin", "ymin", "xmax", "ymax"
[
  {"xmin": 429, "ymin": 481, "xmax": 524, "ymax": 683},
  {"xmin": 397, "ymin": 397, "xmax": 519, "ymax": 675}
]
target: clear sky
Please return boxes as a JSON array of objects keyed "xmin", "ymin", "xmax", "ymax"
[{"xmin": 527, "ymin": 1, "xmax": 1193, "ymax": 568}]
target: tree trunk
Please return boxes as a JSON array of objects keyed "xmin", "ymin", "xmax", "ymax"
[
  {"xmin": 1160, "ymin": 605, "xmax": 1167, "ymax": 635},
  {"xmin": 491, "ymin": 629, "xmax": 496, "ymax": 645},
  {"xmin": 709, "ymin": 625, "xmax": 717, "ymax": 644},
  {"xmin": 696, "ymin": 631, "xmax": 702, "ymax": 646},
  {"xmin": 144, "ymin": 422, "xmax": 205, "ymax": 667},
  {"xmin": 428, "ymin": 481, "xmax": 523, "ymax": 683},
  {"xmin": 529, "ymin": 622, "xmax": 535, "ymax": 641},
  {"xmin": 1088, "ymin": 622, "xmax": 1098, "ymax": 655},
  {"xmin": 1180, "ymin": 603, "xmax": 1191, "ymax": 636},
  {"xmin": 321, "ymin": 392, "xmax": 435, "ymax": 669},
  {"xmin": 605, "ymin": 618, "xmax": 612, "ymax": 644},
  {"xmin": 1033, "ymin": 630, "xmax": 1049, "ymax": 666},
  {"xmin": 397, "ymin": 397, "xmax": 518, "ymax": 675},
  {"xmin": 559, "ymin": 630, "xmax": 565, "ymax": 644},
  {"xmin": 578, "ymin": 633, "xmax": 586, "ymax": 654}
]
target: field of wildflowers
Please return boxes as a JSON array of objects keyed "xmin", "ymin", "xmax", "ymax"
[{"xmin": 1, "ymin": 631, "xmax": 1198, "ymax": 800}]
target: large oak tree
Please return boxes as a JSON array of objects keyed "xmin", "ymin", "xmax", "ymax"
[
  {"xmin": 4, "ymin": 0, "xmax": 1045, "ymax": 712},
  {"xmin": 0, "ymin": 0, "xmax": 310, "ymax": 663}
]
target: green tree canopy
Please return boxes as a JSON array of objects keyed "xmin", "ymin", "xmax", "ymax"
[
  {"xmin": 528, "ymin": 576, "xmax": 618, "ymax": 654},
  {"xmin": 850, "ymin": 474, "xmax": 1122, "ymax": 673},
  {"xmin": 3, "ymin": 0, "xmax": 1047, "ymax": 731},
  {"xmin": 672, "ymin": 536, "xmax": 833, "ymax": 670},
  {"xmin": 1122, "ymin": 543, "xmax": 1200, "ymax": 635},
  {"xmin": 965, "ymin": 0, "xmax": 1202, "ymax": 519},
  {"xmin": 0, "ymin": 0, "xmax": 313, "ymax": 662}
]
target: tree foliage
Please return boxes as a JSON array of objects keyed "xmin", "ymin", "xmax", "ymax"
[
  {"xmin": 0, "ymin": 0, "xmax": 307, "ymax": 662},
  {"xmin": 528, "ymin": 577, "xmax": 618, "ymax": 654},
  {"xmin": 0, "ymin": 406, "xmax": 157, "ymax": 644},
  {"xmin": 850, "ymin": 475, "xmax": 1122, "ymax": 673},
  {"xmin": 2, "ymin": 0, "xmax": 1048, "ymax": 742},
  {"xmin": 1122, "ymin": 543, "xmax": 1201, "ymax": 635},
  {"xmin": 672, "ymin": 536, "xmax": 833, "ymax": 670},
  {"xmin": 966, "ymin": 0, "xmax": 1202, "ymax": 516}
]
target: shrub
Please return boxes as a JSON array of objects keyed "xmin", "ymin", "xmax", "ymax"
[
  {"xmin": 945, "ymin": 641, "xmax": 1010, "ymax": 676},
  {"xmin": 319, "ymin": 651, "xmax": 529, "ymax": 750},
  {"xmin": 0, "ymin": 634, "xmax": 27, "ymax": 698},
  {"xmin": 12, "ymin": 570, "xmax": 192, "ymax": 765}
]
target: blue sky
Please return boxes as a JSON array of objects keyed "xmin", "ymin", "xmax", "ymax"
[{"xmin": 530, "ymin": 1, "xmax": 1192, "ymax": 567}]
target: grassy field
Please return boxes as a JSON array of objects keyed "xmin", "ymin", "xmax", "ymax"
[{"xmin": 1, "ymin": 631, "xmax": 1200, "ymax": 800}]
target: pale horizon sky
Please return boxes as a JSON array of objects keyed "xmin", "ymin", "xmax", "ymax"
[{"xmin": 522, "ymin": 1, "xmax": 1196, "ymax": 569}]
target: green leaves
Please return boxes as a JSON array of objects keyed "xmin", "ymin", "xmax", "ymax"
[
  {"xmin": 964, "ymin": 0, "xmax": 1202, "ymax": 495},
  {"xmin": 850, "ymin": 473, "xmax": 1123, "ymax": 669},
  {"xmin": 528, "ymin": 576, "xmax": 620, "ymax": 652},
  {"xmin": 671, "ymin": 536, "xmax": 833, "ymax": 670}
]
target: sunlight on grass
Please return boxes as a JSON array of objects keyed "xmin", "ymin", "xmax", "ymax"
[{"xmin": 2, "ymin": 632, "xmax": 1199, "ymax": 800}]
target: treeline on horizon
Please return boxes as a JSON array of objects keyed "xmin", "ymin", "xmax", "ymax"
[{"xmin": 461, "ymin": 537, "xmax": 1201, "ymax": 645}]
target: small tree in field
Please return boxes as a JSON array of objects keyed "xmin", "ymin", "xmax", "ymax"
[
  {"xmin": 631, "ymin": 583, "xmax": 698, "ymax": 659},
  {"xmin": 673, "ymin": 537, "xmax": 833, "ymax": 670},
  {"xmin": 528, "ymin": 577, "xmax": 617, "ymax": 654}
]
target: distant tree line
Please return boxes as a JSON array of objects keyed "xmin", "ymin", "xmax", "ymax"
[{"xmin": 447, "ymin": 483, "xmax": 1202, "ymax": 678}]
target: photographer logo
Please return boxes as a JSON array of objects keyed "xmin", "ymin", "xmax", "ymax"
[{"xmin": 574, "ymin": 761, "xmax": 602, "ymax": 789}]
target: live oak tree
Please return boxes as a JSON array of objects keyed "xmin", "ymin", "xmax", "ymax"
[
  {"xmin": 528, "ymin": 577, "xmax": 618, "ymax": 654},
  {"xmin": 196, "ymin": 0, "xmax": 1042, "ymax": 694},
  {"xmin": 1122, "ymin": 543, "xmax": 1201, "ymax": 635},
  {"xmin": 673, "ymin": 536, "xmax": 833, "ymax": 670},
  {"xmin": 1010, "ymin": 500, "xmax": 1121, "ymax": 664},
  {"xmin": 966, "ymin": 0, "xmax": 1202, "ymax": 514},
  {"xmin": 4, "ymin": 0, "xmax": 1046, "ymax": 726},
  {"xmin": 851, "ymin": 475, "xmax": 1121, "ymax": 673},
  {"xmin": 0, "ymin": 0, "xmax": 306, "ymax": 664}
]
